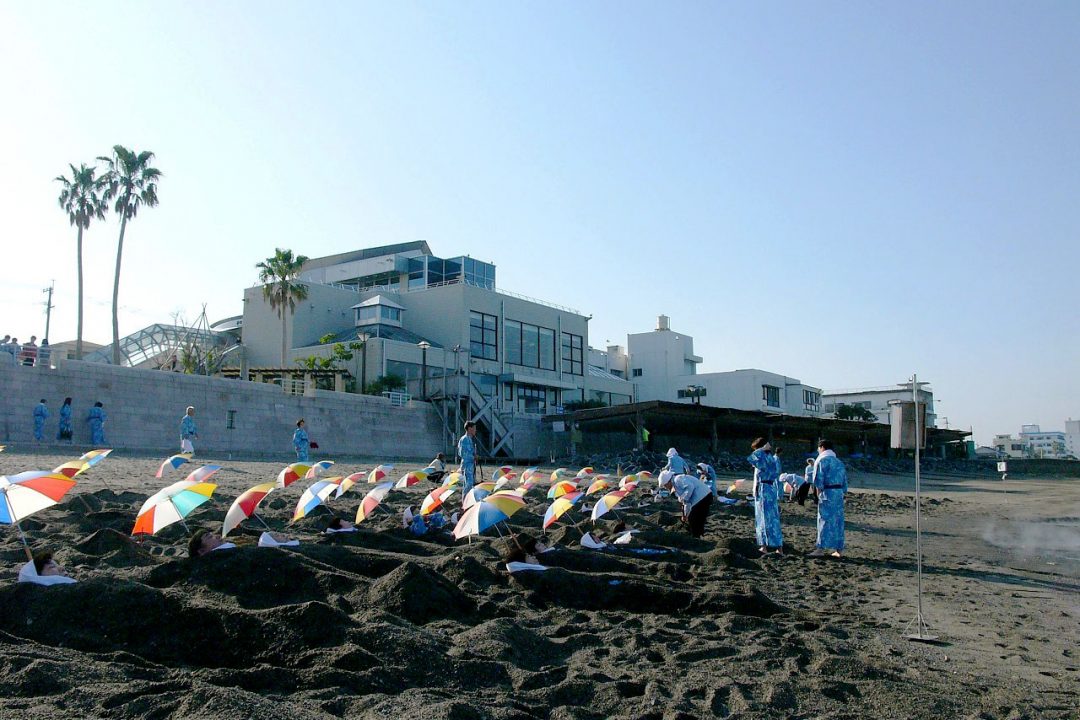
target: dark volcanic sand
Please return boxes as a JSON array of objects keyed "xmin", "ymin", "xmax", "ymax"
[{"xmin": 1, "ymin": 449, "xmax": 1077, "ymax": 719}]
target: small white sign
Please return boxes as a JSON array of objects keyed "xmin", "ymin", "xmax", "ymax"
[
  {"xmin": 552, "ymin": 421, "xmax": 566, "ymax": 433},
  {"xmin": 997, "ymin": 461, "xmax": 1007, "ymax": 472}
]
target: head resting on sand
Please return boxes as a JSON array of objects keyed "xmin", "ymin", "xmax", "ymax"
[{"xmin": 188, "ymin": 529, "xmax": 223, "ymax": 558}]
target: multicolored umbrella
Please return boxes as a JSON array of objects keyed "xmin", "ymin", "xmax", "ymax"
[
  {"xmin": 575, "ymin": 466, "xmax": 595, "ymax": 478},
  {"xmin": 619, "ymin": 474, "xmax": 639, "ymax": 490},
  {"xmin": 547, "ymin": 480, "xmax": 579, "ymax": 500},
  {"xmin": 491, "ymin": 465, "xmax": 515, "ymax": 483},
  {"xmin": 277, "ymin": 463, "xmax": 312, "ymax": 488},
  {"xmin": 420, "ymin": 486, "xmax": 457, "ymax": 516},
  {"xmin": 542, "ymin": 491, "xmax": 584, "ymax": 530},
  {"xmin": 355, "ymin": 481, "xmax": 394, "ymax": 523},
  {"xmin": 462, "ymin": 482, "xmax": 497, "ymax": 510},
  {"xmin": 155, "ymin": 453, "xmax": 192, "ymax": 479},
  {"xmin": 132, "ymin": 466, "xmax": 220, "ymax": 535},
  {"xmin": 550, "ymin": 468, "xmax": 572, "ymax": 482},
  {"xmin": 586, "ymin": 478, "xmax": 612, "ymax": 496},
  {"xmin": 636, "ymin": 470, "xmax": 654, "ymax": 481},
  {"xmin": 53, "ymin": 449, "xmax": 113, "ymax": 479},
  {"xmin": 591, "ymin": 489, "xmax": 631, "ymax": 521},
  {"xmin": 335, "ymin": 471, "xmax": 367, "ymax": 498},
  {"xmin": 395, "ymin": 469, "xmax": 429, "ymax": 489},
  {"xmin": 222, "ymin": 481, "xmax": 276, "ymax": 537},
  {"xmin": 442, "ymin": 471, "xmax": 462, "ymax": 488},
  {"xmin": 367, "ymin": 465, "xmax": 394, "ymax": 484},
  {"xmin": 0, "ymin": 471, "xmax": 78, "ymax": 559},
  {"xmin": 293, "ymin": 476, "xmax": 345, "ymax": 522},
  {"xmin": 728, "ymin": 479, "xmax": 753, "ymax": 494},
  {"xmin": 452, "ymin": 493, "xmax": 527, "ymax": 540},
  {"xmin": 304, "ymin": 460, "xmax": 335, "ymax": 479}
]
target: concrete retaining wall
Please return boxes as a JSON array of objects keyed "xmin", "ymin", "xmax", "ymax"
[{"xmin": 0, "ymin": 360, "xmax": 443, "ymax": 459}]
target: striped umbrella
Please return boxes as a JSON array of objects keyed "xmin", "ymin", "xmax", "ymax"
[
  {"xmin": 277, "ymin": 463, "xmax": 312, "ymax": 488},
  {"xmin": 367, "ymin": 465, "xmax": 394, "ymax": 484},
  {"xmin": 222, "ymin": 482, "xmax": 276, "ymax": 537},
  {"xmin": 53, "ymin": 449, "xmax": 113, "ymax": 479},
  {"xmin": 542, "ymin": 491, "xmax": 584, "ymax": 530},
  {"xmin": 293, "ymin": 476, "xmax": 345, "ymax": 522},
  {"xmin": 420, "ymin": 486, "xmax": 457, "ymax": 516},
  {"xmin": 355, "ymin": 481, "xmax": 394, "ymax": 523},
  {"xmin": 550, "ymin": 468, "xmax": 573, "ymax": 483},
  {"xmin": 132, "ymin": 466, "xmax": 220, "ymax": 535},
  {"xmin": 575, "ymin": 466, "xmax": 595, "ymax": 478},
  {"xmin": 491, "ymin": 465, "xmax": 515, "ymax": 483},
  {"xmin": 619, "ymin": 474, "xmax": 639, "ymax": 490},
  {"xmin": 154, "ymin": 453, "xmax": 192, "ymax": 479},
  {"xmin": 304, "ymin": 460, "xmax": 335, "ymax": 479},
  {"xmin": 586, "ymin": 477, "xmax": 612, "ymax": 496},
  {"xmin": 452, "ymin": 493, "xmax": 527, "ymax": 540},
  {"xmin": 395, "ymin": 469, "xmax": 429, "ymax": 489},
  {"xmin": 547, "ymin": 480, "xmax": 579, "ymax": 500},
  {"xmin": 462, "ymin": 482, "xmax": 497, "ymax": 510},
  {"xmin": 1, "ymin": 471, "xmax": 78, "ymax": 558},
  {"xmin": 442, "ymin": 471, "xmax": 462, "ymax": 488},
  {"xmin": 335, "ymin": 471, "xmax": 367, "ymax": 498},
  {"xmin": 591, "ymin": 489, "xmax": 631, "ymax": 521}
]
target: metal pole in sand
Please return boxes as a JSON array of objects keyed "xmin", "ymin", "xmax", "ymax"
[{"xmin": 906, "ymin": 373, "xmax": 937, "ymax": 642}]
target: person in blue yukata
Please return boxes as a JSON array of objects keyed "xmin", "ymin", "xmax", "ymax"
[
  {"xmin": 32, "ymin": 399, "xmax": 49, "ymax": 441},
  {"xmin": 810, "ymin": 439, "xmax": 848, "ymax": 558},
  {"xmin": 747, "ymin": 437, "xmax": 783, "ymax": 555},
  {"xmin": 56, "ymin": 397, "xmax": 73, "ymax": 442},
  {"xmin": 457, "ymin": 421, "xmax": 477, "ymax": 496},
  {"xmin": 87, "ymin": 402, "xmax": 107, "ymax": 445},
  {"xmin": 293, "ymin": 419, "xmax": 311, "ymax": 462},
  {"xmin": 666, "ymin": 472, "xmax": 713, "ymax": 537},
  {"xmin": 180, "ymin": 406, "xmax": 198, "ymax": 454}
]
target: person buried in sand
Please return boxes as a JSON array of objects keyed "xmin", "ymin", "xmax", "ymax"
[{"xmin": 18, "ymin": 550, "xmax": 78, "ymax": 585}]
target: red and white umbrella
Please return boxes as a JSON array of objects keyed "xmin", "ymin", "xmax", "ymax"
[{"xmin": 355, "ymin": 481, "xmax": 394, "ymax": 523}]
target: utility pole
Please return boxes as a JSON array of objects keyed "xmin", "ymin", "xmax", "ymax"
[{"xmin": 43, "ymin": 281, "xmax": 55, "ymax": 340}]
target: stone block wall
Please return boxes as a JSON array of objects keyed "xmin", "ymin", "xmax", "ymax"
[{"xmin": 0, "ymin": 360, "xmax": 443, "ymax": 459}]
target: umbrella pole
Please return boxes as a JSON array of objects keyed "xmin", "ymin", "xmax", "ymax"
[
  {"xmin": 253, "ymin": 513, "xmax": 273, "ymax": 531},
  {"xmin": 504, "ymin": 522, "xmax": 524, "ymax": 551},
  {"xmin": 180, "ymin": 518, "xmax": 192, "ymax": 535},
  {"xmin": 14, "ymin": 520, "xmax": 34, "ymax": 562},
  {"xmin": 493, "ymin": 522, "xmax": 514, "ymax": 554}
]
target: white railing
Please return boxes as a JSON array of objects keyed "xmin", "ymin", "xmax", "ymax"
[{"xmin": 382, "ymin": 390, "xmax": 412, "ymax": 407}]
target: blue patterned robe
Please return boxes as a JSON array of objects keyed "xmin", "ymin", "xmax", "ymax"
[
  {"xmin": 33, "ymin": 402, "xmax": 49, "ymax": 441},
  {"xmin": 813, "ymin": 451, "xmax": 848, "ymax": 550},
  {"xmin": 457, "ymin": 433, "xmax": 476, "ymax": 495},
  {"xmin": 747, "ymin": 449, "xmax": 782, "ymax": 548},
  {"xmin": 293, "ymin": 427, "xmax": 311, "ymax": 462},
  {"xmin": 57, "ymin": 403, "xmax": 73, "ymax": 440},
  {"xmin": 88, "ymin": 407, "xmax": 107, "ymax": 445}
]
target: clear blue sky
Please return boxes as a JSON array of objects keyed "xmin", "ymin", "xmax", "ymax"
[{"xmin": 2, "ymin": 2, "xmax": 1077, "ymax": 444}]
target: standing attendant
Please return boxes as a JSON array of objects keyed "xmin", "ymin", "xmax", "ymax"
[
  {"xmin": 32, "ymin": 399, "xmax": 49, "ymax": 441},
  {"xmin": 293, "ymin": 419, "xmax": 311, "ymax": 462},
  {"xmin": 180, "ymin": 406, "xmax": 198, "ymax": 454},
  {"xmin": 457, "ymin": 421, "xmax": 477, "ymax": 495},
  {"xmin": 810, "ymin": 439, "xmax": 848, "ymax": 558},
  {"xmin": 88, "ymin": 402, "xmax": 107, "ymax": 445},
  {"xmin": 37, "ymin": 339, "xmax": 51, "ymax": 368},
  {"xmin": 747, "ymin": 437, "xmax": 783, "ymax": 555},
  {"xmin": 57, "ymin": 397, "xmax": 73, "ymax": 442}
]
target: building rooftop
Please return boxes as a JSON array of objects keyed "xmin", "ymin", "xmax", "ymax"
[{"xmin": 301, "ymin": 241, "xmax": 433, "ymax": 272}]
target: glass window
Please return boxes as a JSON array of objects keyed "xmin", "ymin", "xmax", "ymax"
[
  {"xmin": 505, "ymin": 320, "xmax": 522, "ymax": 365},
  {"xmin": 762, "ymin": 385, "xmax": 780, "ymax": 407},
  {"xmin": 539, "ymin": 328, "xmax": 555, "ymax": 370},
  {"xmin": 381, "ymin": 306, "xmax": 401, "ymax": 322},
  {"xmin": 517, "ymin": 384, "xmax": 548, "ymax": 414},
  {"xmin": 522, "ymin": 323, "xmax": 539, "ymax": 367},
  {"xmin": 357, "ymin": 306, "xmax": 378, "ymax": 323},
  {"xmin": 561, "ymin": 332, "xmax": 583, "ymax": 375},
  {"xmin": 632, "ymin": 368, "xmax": 643, "ymax": 377},
  {"xmin": 470, "ymin": 311, "xmax": 497, "ymax": 360}
]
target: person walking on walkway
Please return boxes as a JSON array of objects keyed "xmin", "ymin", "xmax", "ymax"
[
  {"xmin": 180, "ymin": 406, "xmax": 198, "ymax": 454},
  {"xmin": 88, "ymin": 402, "xmax": 107, "ymax": 445},
  {"xmin": 293, "ymin": 419, "xmax": 311, "ymax": 462},
  {"xmin": 33, "ymin": 399, "xmax": 49, "ymax": 441}
]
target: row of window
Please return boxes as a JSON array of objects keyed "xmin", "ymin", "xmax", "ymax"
[{"xmin": 469, "ymin": 311, "xmax": 583, "ymax": 376}]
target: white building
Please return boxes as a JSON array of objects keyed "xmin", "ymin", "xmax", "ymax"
[
  {"xmin": 596, "ymin": 315, "xmax": 822, "ymax": 417},
  {"xmin": 822, "ymin": 386, "xmax": 937, "ymax": 428},
  {"xmin": 1066, "ymin": 419, "xmax": 1080, "ymax": 459},
  {"xmin": 993, "ymin": 434, "xmax": 1028, "ymax": 459},
  {"xmin": 1019, "ymin": 424, "xmax": 1068, "ymax": 459},
  {"xmin": 241, "ymin": 242, "xmax": 634, "ymax": 456}
]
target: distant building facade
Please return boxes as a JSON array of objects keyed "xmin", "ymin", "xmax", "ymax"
[
  {"xmin": 1066, "ymin": 419, "xmax": 1080, "ymax": 458},
  {"xmin": 822, "ymin": 386, "xmax": 937, "ymax": 428},
  {"xmin": 1019, "ymin": 424, "xmax": 1068, "ymax": 458}
]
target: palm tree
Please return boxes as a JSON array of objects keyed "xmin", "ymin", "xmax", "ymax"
[
  {"xmin": 99, "ymin": 145, "xmax": 162, "ymax": 365},
  {"xmin": 256, "ymin": 248, "xmax": 310, "ymax": 366},
  {"xmin": 55, "ymin": 164, "xmax": 110, "ymax": 360}
]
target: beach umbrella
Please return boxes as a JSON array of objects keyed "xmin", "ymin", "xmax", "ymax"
[
  {"xmin": 619, "ymin": 474, "xmax": 640, "ymax": 490},
  {"xmin": 335, "ymin": 471, "xmax": 367, "ymax": 498},
  {"xmin": 492, "ymin": 465, "xmax": 515, "ymax": 483},
  {"xmin": 420, "ymin": 486, "xmax": 457, "ymax": 516},
  {"xmin": 293, "ymin": 476, "xmax": 345, "ymax": 522},
  {"xmin": 132, "ymin": 465, "xmax": 220, "ymax": 535},
  {"xmin": 367, "ymin": 464, "xmax": 394, "ymax": 484},
  {"xmin": 575, "ymin": 466, "xmax": 595, "ymax": 478},
  {"xmin": 586, "ymin": 478, "xmax": 612, "ymax": 496},
  {"xmin": 636, "ymin": 470, "xmax": 653, "ymax": 482},
  {"xmin": 547, "ymin": 480, "xmax": 579, "ymax": 500},
  {"xmin": 542, "ymin": 491, "xmax": 584, "ymax": 530},
  {"xmin": 591, "ymin": 489, "xmax": 631, "ymax": 522},
  {"xmin": 728, "ymin": 479, "xmax": 753, "ymax": 494},
  {"xmin": 442, "ymin": 471, "xmax": 462, "ymax": 488},
  {"xmin": 355, "ymin": 481, "xmax": 394, "ymax": 523},
  {"xmin": 154, "ymin": 453, "xmax": 192, "ymax": 478},
  {"xmin": 462, "ymin": 482, "xmax": 497, "ymax": 510},
  {"xmin": 222, "ymin": 481, "xmax": 276, "ymax": 537},
  {"xmin": 53, "ymin": 449, "xmax": 113, "ymax": 479},
  {"xmin": 395, "ymin": 469, "xmax": 429, "ymax": 489},
  {"xmin": 277, "ymin": 463, "xmax": 312, "ymax": 488},
  {"xmin": 1, "ymin": 471, "xmax": 78, "ymax": 558},
  {"xmin": 550, "ymin": 468, "xmax": 572, "ymax": 483},
  {"xmin": 452, "ymin": 493, "xmax": 527, "ymax": 540},
  {"xmin": 304, "ymin": 460, "xmax": 335, "ymax": 479}
]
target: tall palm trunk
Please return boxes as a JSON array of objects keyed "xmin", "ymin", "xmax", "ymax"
[
  {"xmin": 281, "ymin": 308, "xmax": 288, "ymax": 367},
  {"xmin": 111, "ymin": 211, "xmax": 129, "ymax": 366},
  {"xmin": 76, "ymin": 225, "xmax": 85, "ymax": 360}
]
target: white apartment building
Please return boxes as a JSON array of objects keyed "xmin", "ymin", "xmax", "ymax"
[
  {"xmin": 1066, "ymin": 419, "xmax": 1080, "ymax": 458},
  {"xmin": 595, "ymin": 315, "xmax": 822, "ymax": 417},
  {"xmin": 241, "ymin": 242, "xmax": 633, "ymax": 456},
  {"xmin": 993, "ymin": 434, "xmax": 1028, "ymax": 459},
  {"xmin": 822, "ymin": 386, "xmax": 937, "ymax": 428},
  {"xmin": 1019, "ymin": 424, "xmax": 1068, "ymax": 458}
]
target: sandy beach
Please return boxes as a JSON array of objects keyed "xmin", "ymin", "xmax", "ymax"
[{"xmin": 1, "ymin": 448, "xmax": 1077, "ymax": 719}]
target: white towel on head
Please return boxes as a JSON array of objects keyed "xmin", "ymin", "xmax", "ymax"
[
  {"xmin": 17, "ymin": 561, "xmax": 77, "ymax": 586},
  {"xmin": 614, "ymin": 529, "xmax": 639, "ymax": 545},
  {"xmin": 666, "ymin": 448, "xmax": 678, "ymax": 458},
  {"xmin": 505, "ymin": 562, "xmax": 547, "ymax": 573},
  {"xmin": 325, "ymin": 526, "xmax": 358, "ymax": 534},
  {"xmin": 402, "ymin": 507, "xmax": 414, "ymax": 529},
  {"xmin": 258, "ymin": 533, "xmax": 299, "ymax": 548},
  {"xmin": 580, "ymin": 533, "xmax": 608, "ymax": 550}
]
